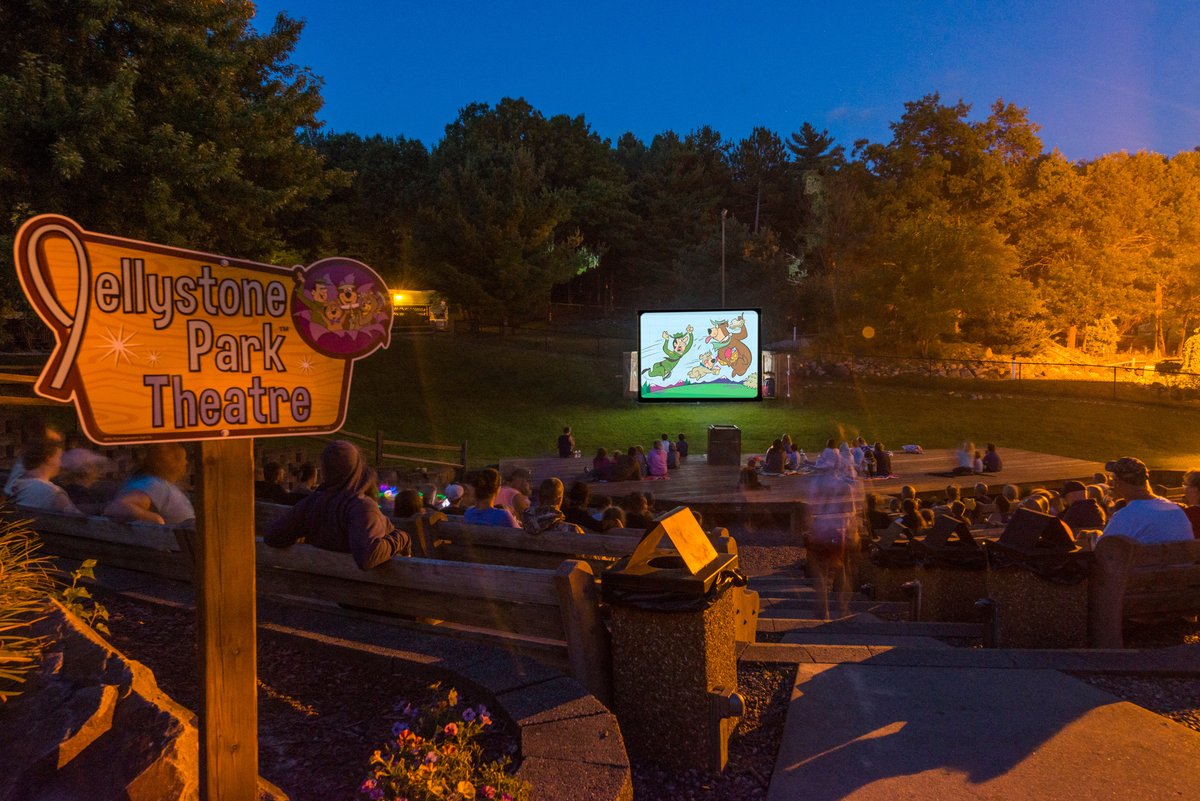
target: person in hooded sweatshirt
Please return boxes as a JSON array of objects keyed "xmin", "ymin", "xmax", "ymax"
[{"xmin": 265, "ymin": 440, "xmax": 410, "ymax": 569}]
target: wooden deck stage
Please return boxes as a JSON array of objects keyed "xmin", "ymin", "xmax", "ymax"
[{"xmin": 500, "ymin": 448, "xmax": 1107, "ymax": 530}]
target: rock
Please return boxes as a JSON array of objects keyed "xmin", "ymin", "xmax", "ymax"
[{"xmin": 0, "ymin": 600, "xmax": 199, "ymax": 801}]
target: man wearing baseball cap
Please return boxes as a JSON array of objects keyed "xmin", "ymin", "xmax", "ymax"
[{"xmin": 1100, "ymin": 457, "xmax": 1192, "ymax": 544}]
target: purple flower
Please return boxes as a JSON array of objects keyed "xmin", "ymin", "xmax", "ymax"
[
  {"xmin": 392, "ymin": 721, "xmax": 409, "ymax": 737},
  {"xmin": 461, "ymin": 707, "xmax": 477, "ymax": 722},
  {"xmin": 368, "ymin": 790, "xmax": 384, "ymax": 801},
  {"xmin": 501, "ymin": 793, "xmax": 515, "ymax": 801}
]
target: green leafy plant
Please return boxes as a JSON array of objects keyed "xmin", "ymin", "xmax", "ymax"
[
  {"xmin": 58, "ymin": 559, "xmax": 110, "ymax": 636},
  {"xmin": 0, "ymin": 515, "xmax": 54, "ymax": 702},
  {"xmin": 360, "ymin": 685, "xmax": 530, "ymax": 801}
]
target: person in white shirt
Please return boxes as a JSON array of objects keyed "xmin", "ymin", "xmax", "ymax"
[
  {"xmin": 7, "ymin": 439, "xmax": 80, "ymax": 515},
  {"xmin": 1101, "ymin": 456, "xmax": 1192, "ymax": 545}
]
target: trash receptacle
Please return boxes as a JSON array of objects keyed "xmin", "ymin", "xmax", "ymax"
[
  {"xmin": 913, "ymin": 514, "xmax": 987, "ymax": 622},
  {"xmin": 707, "ymin": 424, "xmax": 741, "ymax": 466},
  {"xmin": 602, "ymin": 507, "xmax": 746, "ymax": 772},
  {"xmin": 984, "ymin": 508, "xmax": 1091, "ymax": 648}
]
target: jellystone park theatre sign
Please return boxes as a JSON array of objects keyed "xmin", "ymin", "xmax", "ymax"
[{"xmin": 14, "ymin": 215, "xmax": 393, "ymax": 443}]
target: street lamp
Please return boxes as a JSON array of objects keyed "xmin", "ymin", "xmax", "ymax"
[{"xmin": 720, "ymin": 209, "xmax": 727, "ymax": 307}]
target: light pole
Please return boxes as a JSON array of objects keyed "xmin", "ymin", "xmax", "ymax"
[{"xmin": 720, "ymin": 208, "xmax": 727, "ymax": 307}]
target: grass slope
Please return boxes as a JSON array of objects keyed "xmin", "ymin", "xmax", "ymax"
[{"xmin": 339, "ymin": 333, "xmax": 1200, "ymax": 470}]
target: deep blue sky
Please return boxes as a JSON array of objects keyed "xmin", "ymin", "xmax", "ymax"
[{"xmin": 251, "ymin": 1, "xmax": 1200, "ymax": 161}]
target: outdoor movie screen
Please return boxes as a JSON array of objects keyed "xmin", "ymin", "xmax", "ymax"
[{"xmin": 637, "ymin": 309, "xmax": 761, "ymax": 402}]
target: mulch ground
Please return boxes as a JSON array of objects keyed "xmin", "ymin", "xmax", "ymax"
[
  {"xmin": 97, "ymin": 590, "xmax": 519, "ymax": 801},
  {"xmin": 94, "ymin": 516, "xmax": 1200, "ymax": 800}
]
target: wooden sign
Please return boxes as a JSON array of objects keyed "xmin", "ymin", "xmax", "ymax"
[{"xmin": 14, "ymin": 215, "xmax": 392, "ymax": 444}]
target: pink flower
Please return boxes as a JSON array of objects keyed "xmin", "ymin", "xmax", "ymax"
[
  {"xmin": 443, "ymin": 722, "xmax": 458, "ymax": 736},
  {"xmin": 480, "ymin": 715, "xmax": 492, "ymax": 727},
  {"xmin": 424, "ymin": 751, "xmax": 439, "ymax": 765},
  {"xmin": 481, "ymin": 786, "xmax": 497, "ymax": 799},
  {"xmin": 360, "ymin": 778, "xmax": 377, "ymax": 792}
]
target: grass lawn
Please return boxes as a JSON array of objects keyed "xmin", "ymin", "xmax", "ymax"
[{"xmin": 339, "ymin": 333, "xmax": 1200, "ymax": 471}]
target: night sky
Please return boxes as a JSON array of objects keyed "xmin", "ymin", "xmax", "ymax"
[{"xmin": 251, "ymin": 0, "xmax": 1200, "ymax": 160}]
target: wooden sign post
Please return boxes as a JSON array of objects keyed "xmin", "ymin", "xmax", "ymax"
[
  {"xmin": 14, "ymin": 215, "xmax": 393, "ymax": 800},
  {"xmin": 194, "ymin": 439, "xmax": 258, "ymax": 798}
]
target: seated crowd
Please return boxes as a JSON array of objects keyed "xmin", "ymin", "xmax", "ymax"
[
  {"xmin": 589, "ymin": 433, "xmax": 687, "ymax": 482},
  {"xmin": 867, "ymin": 455, "xmax": 1198, "ymax": 546}
]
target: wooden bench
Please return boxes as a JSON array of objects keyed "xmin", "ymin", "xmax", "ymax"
[
  {"xmin": 20, "ymin": 507, "xmax": 612, "ymax": 702},
  {"xmin": 414, "ymin": 514, "xmax": 759, "ymax": 643},
  {"xmin": 16, "ymin": 507, "xmax": 193, "ymax": 582},
  {"xmin": 1089, "ymin": 535, "xmax": 1200, "ymax": 648},
  {"xmin": 254, "ymin": 540, "xmax": 611, "ymax": 701}
]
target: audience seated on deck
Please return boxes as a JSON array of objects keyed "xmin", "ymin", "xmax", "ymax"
[
  {"xmin": 982, "ymin": 443, "xmax": 1002, "ymax": 472},
  {"xmin": 265, "ymin": 440, "xmax": 411, "ymax": 569},
  {"xmin": 557, "ymin": 426, "xmax": 575, "ymax": 458},
  {"xmin": 763, "ymin": 439, "xmax": 786, "ymax": 474},
  {"xmin": 104, "ymin": 443, "xmax": 195, "ymax": 526},
  {"xmin": 58, "ymin": 448, "xmax": 115, "ymax": 515},
  {"xmin": 646, "ymin": 440, "xmax": 669, "ymax": 477},
  {"xmin": 1100, "ymin": 457, "xmax": 1193, "ymax": 545},
  {"xmin": 591, "ymin": 448, "xmax": 613, "ymax": 482},
  {"xmin": 522, "ymin": 478, "xmax": 584, "ymax": 535},
  {"xmin": 463, "ymin": 468, "xmax": 521, "ymax": 528},
  {"xmin": 667, "ymin": 440, "xmax": 681, "ymax": 469},
  {"xmin": 611, "ymin": 447, "xmax": 643, "ymax": 482},
  {"xmin": 785, "ymin": 440, "xmax": 801, "ymax": 471},
  {"xmin": 952, "ymin": 441, "xmax": 975, "ymax": 476},
  {"xmin": 676, "ymin": 433, "xmax": 689, "ymax": 458},
  {"xmin": 1060, "ymin": 480, "xmax": 1106, "ymax": 531},
  {"xmin": 8, "ymin": 439, "xmax": 81, "ymax": 515},
  {"xmin": 814, "ymin": 439, "xmax": 839, "ymax": 471},
  {"xmin": 1183, "ymin": 470, "xmax": 1200, "ymax": 538}
]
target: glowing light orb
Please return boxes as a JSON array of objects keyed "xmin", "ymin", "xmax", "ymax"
[{"xmin": 862, "ymin": 326, "xmax": 876, "ymax": 339}]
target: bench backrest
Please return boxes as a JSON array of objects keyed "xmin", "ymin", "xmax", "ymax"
[
  {"xmin": 21, "ymin": 507, "xmax": 193, "ymax": 581},
  {"xmin": 24, "ymin": 507, "xmax": 613, "ymax": 701},
  {"xmin": 255, "ymin": 540, "xmax": 611, "ymax": 701},
  {"xmin": 423, "ymin": 514, "xmax": 735, "ymax": 571},
  {"xmin": 1089, "ymin": 535, "xmax": 1200, "ymax": 648}
]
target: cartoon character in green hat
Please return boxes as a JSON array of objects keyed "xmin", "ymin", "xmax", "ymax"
[{"xmin": 643, "ymin": 325, "xmax": 694, "ymax": 380}]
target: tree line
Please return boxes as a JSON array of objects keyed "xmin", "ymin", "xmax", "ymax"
[{"xmin": 3, "ymin": 1, "xmax": 1198, "ymax": 357}]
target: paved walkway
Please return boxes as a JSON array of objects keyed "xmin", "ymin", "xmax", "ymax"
[{"xmin": 746, "ymin": 574, "xmax": 1200, "ymax": 801}]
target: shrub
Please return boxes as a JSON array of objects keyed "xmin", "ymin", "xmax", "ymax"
[
  {"xmin": 0, "ymin": 514, "xmax": 54, "ymax": 702},
  {"xmin": 360, "ymin": 685, "xmax": 530, "ymax": 801}
]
